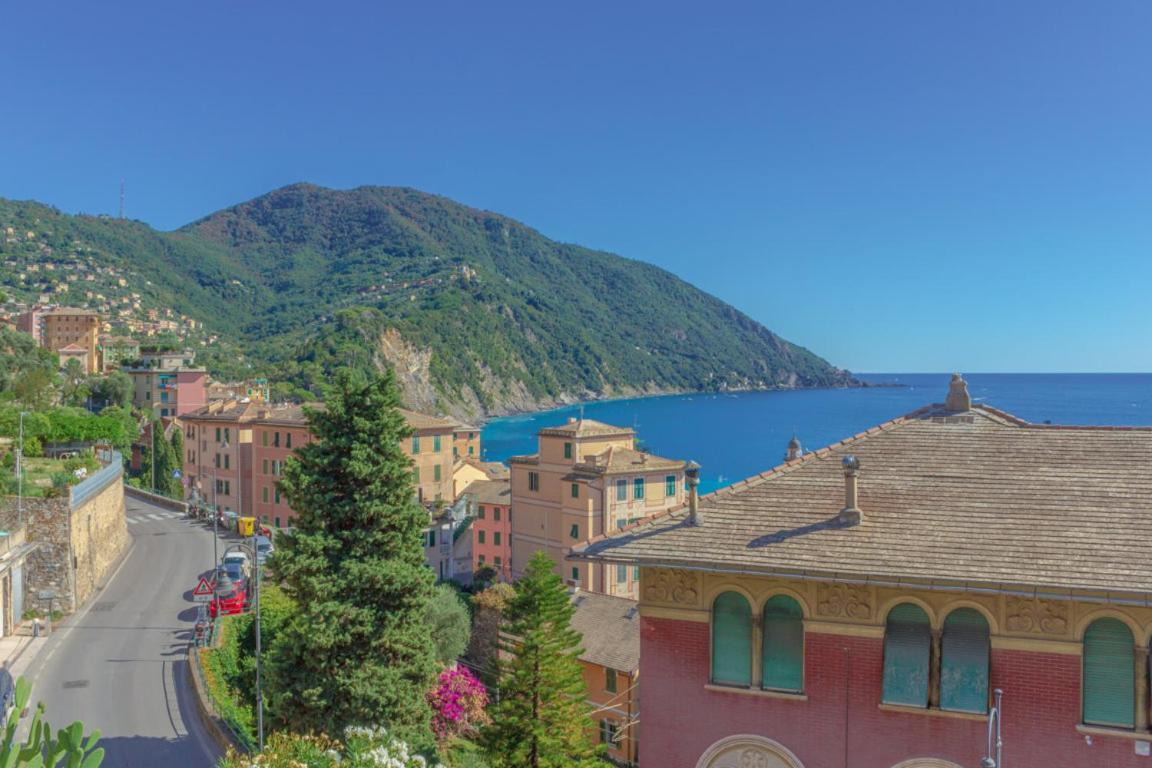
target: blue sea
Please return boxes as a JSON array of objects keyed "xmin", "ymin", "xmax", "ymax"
[{"xmin": 480, "ymin": 374, "xmax": 1152, "ymax": 495}]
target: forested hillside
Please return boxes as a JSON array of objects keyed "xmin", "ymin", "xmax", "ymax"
[{"xmin": 2, "ymin": 185, "xmax": 855, "ymax": 418}]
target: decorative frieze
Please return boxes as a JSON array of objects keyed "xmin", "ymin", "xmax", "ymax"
[
  {"xmin": 816, "ymin": 583, "xmax": 872, "ymax": 620},
  {"xmin": 1005, "ymin": 596, "xmax": 1069, "ymax": 635},
  {"xmin": 643, "ymin": 568, "xmax": 701, "ymax": 606}
]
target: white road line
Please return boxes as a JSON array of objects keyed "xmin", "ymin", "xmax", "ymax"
[
  {"xmin": 127, "ymin": 518, "xmax": 140, "ymax": 525},
  {"xmin": 147, "ymin": 513, "xmax": 165, "ymax": 521}
]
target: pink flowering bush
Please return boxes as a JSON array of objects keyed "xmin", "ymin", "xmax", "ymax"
[{"xmin": 427, "ymin": 665, "xmax": 490, "ymax": 743}]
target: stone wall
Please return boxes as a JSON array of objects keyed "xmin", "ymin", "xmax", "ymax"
[{"xmin": 0, "ymin": 455, "xmax": 128, "ymax": 617}]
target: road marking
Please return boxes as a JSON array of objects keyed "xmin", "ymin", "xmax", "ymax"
[
  {"xmin": 126, "ymin": 518, "xmax": 140, "ymax": 525},
  {"xmin": 147, "ymin": 514, "xmax": 165, "ymax": 521}
]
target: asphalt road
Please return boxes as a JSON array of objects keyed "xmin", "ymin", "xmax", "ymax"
[{"xmin": 21, "ymin": 494, "xmax": 225, "ymax": 768}]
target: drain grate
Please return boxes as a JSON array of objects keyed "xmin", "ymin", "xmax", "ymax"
[
  {"xmin": 62, "ymin": 680, "xmax": 89, "ymax": 689},
  {"xmin": 90, "ymin": 602, "xmax": 116, "ymax": 612}
]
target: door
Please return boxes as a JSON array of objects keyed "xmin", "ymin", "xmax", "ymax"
[{"xmin": 11, "ymin": 567, "xmax": 24, "ymax": 629}]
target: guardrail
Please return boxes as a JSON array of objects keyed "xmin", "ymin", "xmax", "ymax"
[
  {"xmin": 122, "ymin": 485, "xmax": 188, "ymax": 513},
  {"xmin": 69, "ymin": 451, "xmax": 123, "ymax": 509},
  {"xmin": 187, "ymin": 639, "xmax": 254, "ymax": 755}
]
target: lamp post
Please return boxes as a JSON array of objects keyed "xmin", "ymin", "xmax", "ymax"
[
  {"xmin": 16, "ymin": 412, "xmax": 26, "ymax": 527},
  {"xmin": 981, "ymin": 688, "xmax": 1004, "ymax": 768},
  {"xmin": 212, "ymin": 437, "xmax": 228, "ymax": 620},
  {"xmin": 252, "ymin": 526, "xmax": 264, "ymax": 750}
]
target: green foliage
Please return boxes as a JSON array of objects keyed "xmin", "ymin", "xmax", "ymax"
[
  {"xmin": 267, "ymin": 369, "xmax": 437, "ymax": 746},
  {"xmin": 87, "ymin": 373, "xmax": 132, "ymax": 411},
  {"xmin": 1, "ymin": 676, "xmax": 105, "ymax": 767},
  {"xmin": 139, "ymin": 421, "xmax": 181, "ymax": 498},
  {"xmin": 480, "ymin": 552, "xmax": 601, "ymax": 768},
  {"xmin": 426, "ymin": 584, "xmax": 472, "ymax": 666},
  {"xmin": 200, "ymin": 614, "xmax": 256, "ymax": 748},
  {"xmin": 219, "ymin": 728, "xmax": 436, "ymax": 768},
  {"xmin": 2, "ymin": 188, "xmax": 854, "ymax": 419},
  {"xmin": 0, "ymin": 329, "xmax": 60, "ymax": 411}
]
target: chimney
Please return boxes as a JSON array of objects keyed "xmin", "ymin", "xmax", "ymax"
[
  {"xmin": 685, "ymin": 460, "xmax": 702, "ymax": 526},
  {"xmin": 785, "ymin": 434, "xmax": 803, "ymax": 462},
  {"xmin": 838, "ymin": 455, "xmax": 862, "ymax": 526},
  {"xmin": 945, "ymin": 373, "xmax": 971, "ymax": 412}
]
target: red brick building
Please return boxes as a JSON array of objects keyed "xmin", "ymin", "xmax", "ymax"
[
  {"xmin": 461, "ymin": 478, "xmax": 512, "ymax": 580},
  {"xmin": 250, "ymin": 404, "xmax": 317, "ymax": 529},
  {"xmin": 573, "ymin": 375, "xmax": 1152, "ymax": 768}
]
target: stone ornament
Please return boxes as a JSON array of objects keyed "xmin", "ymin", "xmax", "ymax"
[
  {"xmin": 1005, "ymin": 596, "xmax": 1069, "ymax": 635},
  {"xmin": 816, "ymin": 583, "xmax": 872, "ymax": 620},
  {"xmin": 694, "ymin": 734, "xmax": 806, "ymax": 768},
  {"xmin": 643, "ymin": 568, "xmax": 701, "ymax": 606}
]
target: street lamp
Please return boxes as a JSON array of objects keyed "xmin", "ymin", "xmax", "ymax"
[
  {"xmin": 16, "ymin": 411, "xmax": 26, "ymax": 527},
  {"xmin": 981, "ymin": 688, "xmax": 1004, "ymax": 768},
  {"xmin": 251, "ymin": 525, "xmax": 264, "ymax": 751},
  {"xmin": 211, "ymin": 437, "xmax": 229, "ymax": 620}
]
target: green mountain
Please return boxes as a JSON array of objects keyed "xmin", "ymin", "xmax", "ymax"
[{"xmin": 1, "ymin": 184, "xmax": 855, "ymax": 418}]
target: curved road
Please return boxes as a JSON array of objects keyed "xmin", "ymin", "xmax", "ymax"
[{"xmin": 21, "ymin": 494, "xmax": 223, "ymax": 767}]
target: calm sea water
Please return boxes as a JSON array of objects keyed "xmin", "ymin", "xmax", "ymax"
[{"xmin": 480, "ymin": 374, "xmax": 1152, "ymax": 494}]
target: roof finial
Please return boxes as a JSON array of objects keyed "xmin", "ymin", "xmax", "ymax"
[
  {"xmin": 945, "ymin": 373, "xmax": 971, "ymax": 412},
  {"xmin": 785, "ymin": 434, "xmax": 803, "ymax": 462}
]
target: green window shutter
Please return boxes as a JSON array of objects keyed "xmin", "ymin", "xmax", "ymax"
[
  {"xmin": 666, "ymin": 475, "xmax": 676, "ymax": 496},
  {"xmin": 762, "ymin": 595, "xmax": 804, "ymax": 692},
  {"xmin": 940, "ymin": 608, "xmax": 990, "ymax": 713},
  {"xmin": 564, "ymin": 442, "xmax": 572, "ymax": 459},
  {"xmin": 711, "ymin": 592, "xmax": 751, "ymax": 686},
  {"xmin": 571, "ymin": 483, "xmax": 579, "ymax": 498},
  {"xmin": 434, "ymin": 435, "xmax": 441, "ymax": 452},
  {"xmin": 616, "ymin": 480, "xmax": 627, "ymax": 501},
  {"xmin": 882, "ymin": 603, "xmax": 931, "ymax": 707},
  {"xmin": 1083, "ymin": 618, "xmax": 1135, "ymax": 728},
  {"xmin": 634, "ymin": 478, "xmax": 645, "ymax": 499},
  {"xmin": 434, "ymin": 464, "xmax": 441, "ymax": 482}
]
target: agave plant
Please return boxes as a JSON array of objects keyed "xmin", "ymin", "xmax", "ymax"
[{"xmin": 0, "ymin": 677, "xmax": 104, "ymax": 768}]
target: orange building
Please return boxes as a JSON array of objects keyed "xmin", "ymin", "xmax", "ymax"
[
  {"xmin": 250, "ymin": 404, "xmax": 317, "ymax": 529},
  {"xmin": 180, "ymin": 400, "xmax": 258, "ymax": 517},
  {"xmin": 570, "ymin": 590, "xmax": 640, "ymax": 767},
  {"xmin": 509, "ymin": 418, "xmax": 687, "ymax": 598},
  {"xmin": 453, "ymin": 424, "xmax": 481, "ymax": 460},
  {"xmin": 400, "ymin": 408, "xmax": 458, "ymax": 505},
  {"xmin": 42, "ymin": 308, "xmax": 102, "ymax": 373},
  {"xmin": 462, "ymin": 478, "xmax": 513, "ymax": 580}
]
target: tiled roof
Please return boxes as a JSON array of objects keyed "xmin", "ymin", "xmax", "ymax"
[
  {"xmin": 397, "ymin": 408, "xmax": 458, "ymax": 431},
  {"xmin": 459, "ymin": 458, "xmax": 510, "ymax": 480},
  {"xmin": 574, "ymin": 446, "xmax": 685, "ymax": 476},
  {"xmin": 570, "ymin": 591, "xmax": 640, "ymax": 673},
  {"xmin": 539, "ymin": 418, "xmax": 635, "ymax": 439},
  {"xmin": 181, "ymin": 400, "xmax": 265, "ymax": 423},
  {"xmin": 463, "ymin": 478, "xmax": 511, "ymax": 507},
  {"xmin": 249, "ymin": 403, "xmax": 321, "ymax": 426},
  {"xmin": 572, "ymin": 401, "xmax": 1152, "ymax": 596}
]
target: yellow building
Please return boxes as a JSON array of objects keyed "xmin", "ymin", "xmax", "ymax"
[
  {"xmin": 399, "ymin": 408, "xmax": 458, "ymax": 505},
  {"xmin": 42, "ymin": 308, "xmax": 101, "ymax": 373},
  {"xmin": 509, "ymin": 418, "xmax": 687, "ymax": 597}
]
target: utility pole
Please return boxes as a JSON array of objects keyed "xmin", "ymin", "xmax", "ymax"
[
  {"xmin": 16, "ymin": 412, "xmax": 26, "ymax": 527},
  {"xmin": 150, "ymin": 422, "xmax": 156, "ymax": 494},
  {"xmin": 252, "ymin": 526, "xmax": 264, "ymax": 750}
]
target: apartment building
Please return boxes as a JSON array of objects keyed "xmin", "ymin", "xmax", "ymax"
[
  {"xmin": 180, "ymin": 400, "xmax": 258, "ymax": 517},
  {"xmin": 453, "ymin": 424, "xmax": 481, "ymax": 460},
  {"xmin": 509, "ymin": 418, "xmax": 687, "ymax": 598},
  {"xmin": 401, "ymin": 408, "xmax": 458, "ymax": 505},
  {"xmin": 462, "ymin": 478, "xmax": 512, "ymax": 580},
  {"xmin": 250, "ymin": 404, "xmax": 317, "ymax": 529},
  {"xmin": 38, "ymin": 307, "xmax": 102, "ymax": 373},
  {"xmin": 97, "ymin": 335, "xmax": 140, "ymax": 371},
  {"xmin": 125, "ymin": 367, "xmax": 208, "ymax": 418}
]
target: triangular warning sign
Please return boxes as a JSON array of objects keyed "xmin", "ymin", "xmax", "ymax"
[{"xmin": 193, "ymin": 576, "xmax": 216, "ymax": 596}]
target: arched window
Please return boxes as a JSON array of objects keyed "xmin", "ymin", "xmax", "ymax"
[
  {"xmin": 940, "ymin": 608, "xmax": 990, "ymax": 713},
  {"xmin": 1083, "ymin": 617, "xmax": 1135, "ymax": 728},
  {"xmin": 761, "ymin": 595, "xmax": 804, "ymax": 692},
  {"xmin": 711, "ymin": 592, "xmax": 751, "ymax": 686},
  {"xmin": 882, "ymin": 603, "xmax": 931, "ymax": 707}
]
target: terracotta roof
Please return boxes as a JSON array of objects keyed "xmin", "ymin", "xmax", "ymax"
[
  {"xmin": 572, "ymin": 400, "xmax": 1152, "ymax": 596},
  {"xmin": 249, "ymin": 403, "xmax": 321, "ymax": 426},
  {"xmin": 574, "ymin": 446, "xmax": 685, "ymax": 476},
  {"xmin": 181, "ymin": 400, "xmax": 264, "ymax": 423},
  {"xmin": 539, "ymin": 418, "xmax": 635, "ymax": 439},
  {"xmin": 463, "ymin": 478, "xmax": 511, "ymax": 507},
  {"xmin": 459, "ymin": 458, "xmax": 510, "ymax": 480},
  {"xmin": 570, "ymin": 591, "xmax": 640, "ymax": 674},
  {"xmin": 397, "ymin": 408, "xmax": 458, "ymax": 431}
]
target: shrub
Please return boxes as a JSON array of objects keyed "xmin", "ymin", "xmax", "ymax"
[{"xmin": 427, "ymin": 665, "xmax": 489, "ymax": 745}]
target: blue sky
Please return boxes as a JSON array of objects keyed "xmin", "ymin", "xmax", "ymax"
[{"xmin": 2, "ymin": 1, "xmax": 1149, "ymax": 372}]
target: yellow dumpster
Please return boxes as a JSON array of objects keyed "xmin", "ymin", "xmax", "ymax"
[{"xmin": 239, "ymin": 516, "xmax": 256, "ymax": 537}]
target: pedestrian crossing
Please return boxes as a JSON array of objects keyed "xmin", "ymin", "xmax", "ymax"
[{"xmin": 125, "ymin": 511, "xmax": 185, "ymax": 525}]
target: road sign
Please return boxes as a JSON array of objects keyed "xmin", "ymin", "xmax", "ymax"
[
  {"xmin": 172, "ymin": 469, "xmax": 182, "ymax": 479},
  {"xmin": 192, "ymin": 576, "xmax": 216, "ymax": 602}
]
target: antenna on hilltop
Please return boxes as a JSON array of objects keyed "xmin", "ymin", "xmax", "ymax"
[{"xmin": 119, "ymin": 179, "xmax": 125, "ymax": 219}]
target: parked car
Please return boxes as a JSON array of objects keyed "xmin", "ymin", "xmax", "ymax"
[
  {"xmin": 254, "ymin": 535, "xmax": 274, "ymax": 565},
  {"xmin": 222, "ymin": 551, "xmax": 251, "ymax": 573},
  {"xmin": 208, "ymin": 583, "xmax": 247, "ymax": 618},
  {"xmin": 218, "ymin": 562, "xmax": 248, "ymax": 592}
]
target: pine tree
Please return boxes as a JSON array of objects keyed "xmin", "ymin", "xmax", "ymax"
[
  {"xmin": 168, "ymin": 429, "xmax": 184, "ymax": 497},
  {"xmin": 481, "ymin": 550, "xmax": 602, "ymax": 768},
  {"xmin": 267, "ymin": 369, "xmax": 437, "ymax": 744}
]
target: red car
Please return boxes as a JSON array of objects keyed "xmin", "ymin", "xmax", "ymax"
[{"xmin": 208, "ymin": 584, "xmax": 247, "ymax": 618}]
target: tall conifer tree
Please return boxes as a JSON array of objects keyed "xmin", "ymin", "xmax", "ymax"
[
  {"xmin": 482, "ymin": 550, "xmax": 602, "ymax": 768},
  {"xmin": 267, "ymin": 369, "xmax": 436, "ymax": 742}
]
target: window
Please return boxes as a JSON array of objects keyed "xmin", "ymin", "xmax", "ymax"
[
  {"xmin": 478, "ymin": 554, "xmax": 486, "ymax": 563},
  {"xmin": 605, "ymin": 668, "xmax": 618, "ymax": 693},
  {"xmin": 617, "ymin": 564, "xmax": 627, "ymax": 583},
  {"xmin": 273, "ymin": 431, "xmax": 280, "ymax": 448},
  {"xmin": 224, "ymin": 453, "xmax": 230, "ymax": 470},
  {"xmin": 224, "ymin": 428, "xmax": 230, "ymax": 444},
  {"xmin": 761, "ymin": 595, "xmax": 804, "ymax": 693},
  {"xmin": 478, "ymin": 506, "xmax": 486, "ymax": 520},
  {"xmin": 413, "ymin": 466, "xmax": 421, "ymax": 483},
  {"xmin": 494, "ymin": 556, "xmax": 501, "ymax": 567},
  {"xmin": 570, "ymin": 524, "xmax": 579, "ymax": 539},
  {"xmin": 571, "ymin": 567, "xmax": 579, "ymax": 582},
  {"xmin": 633, "ymin": 566, "xmax": 640, "ymax": 580},
  {"xmin": 571, "ymin": 483, "xmax": 579, "ymax": 498},
  {"xmin": 275, "ymin": 517, "xmax": 281, "ymax": 528},
  {"xmin": 478, "ymin": 531, "xmax": 486, "ymax": 544},
  {"xmin": 599, "ymin": 719, "xmax": 619, "ymax": 746},
  {"xmin": 711, "ymin": 592, "xmax": 752, "ymax": 686},
  {"xmin": 666, "ymin": 475, "xmax": 676, "ymax": 497},
  {"xmin": 616, "ymin": 479, "xmax": 627, "ymax": 501},
  {"xmin": 493, "ymin": 532, "xmax": 501, "ymax": 545},
  {"xmin": 433, "ymin": 435, "xmax": 441, "ymax": 452},
  {"xmin": 564, "ymin": 442, "xmax": 572, "ymax": 459},
  {"xmin": 433, "ymin": 464, "xmax": 441, "ymax": 482},
  {"xmin": 262, "ymin": 459, "xmax": 269, "ymax": 475},
  {"xmin": 633, "ymin": 478, "xmax": 645, "ymax": 500},
  {"xmin": 940, "ymin": 608, "xmax": 990, "ymax": 713},
  {"xmin": 882, "ymin": 603, "xmax": 931, "ymax": 707},
  {"xmin": 468, "ymin": 446, "xmax": 474, "ymax": 456},
  {"xmin": 528, "ymin": 472, "xmax": 540, "ymax": 492},
  {"xmin": 214, "ymin": 453, "xmax": 220, "ymax": 468},
  {"xmin": 412, "ymin": 436, "xmax": 421, "ymax": 453},
  {"xmin": 1083, "ymin": 617, "xmax": 1135, "ymax": 728},
  {"xmin": 262, "ymin": 487, "xmax": 269, "ymax": 503},
  {"xmin": 428, "ymin": 530, "xmax": 436, "ymax": 547},
  {"xmin": 274, "ymin": 487, "xmax": 281, "ymax": 504},
  {"xmin": 262, "ymin": 431, "xmax": 268, "ymax": 447},
  {"xmin": 493, "ymin": 508, "xmax": 501, "ymax": 522},
  {"xmin": 286, "ymin": 433, "xmax": 292, "ymax": 449}
]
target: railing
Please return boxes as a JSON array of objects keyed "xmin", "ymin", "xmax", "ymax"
[
  {"xmin": 189, "ymin": 631, "xmax": 255, "ymax": 754},
  {"xmin": 70, "ymin": 451, "xmax": 123, "ymax": 509}
]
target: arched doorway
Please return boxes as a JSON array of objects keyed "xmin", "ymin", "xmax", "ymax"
[
  {"xmin": 891, "ymin": 760, "xmax": 964, "ymax": 768},
  {"xmin": 695, "ymin": 734, "xmax": 805, "ymax": 768}
]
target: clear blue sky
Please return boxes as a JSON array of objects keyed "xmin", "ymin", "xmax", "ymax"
[{"xmin": 2, "ymin": 1, "xmax": 1150, "ymax": 372}]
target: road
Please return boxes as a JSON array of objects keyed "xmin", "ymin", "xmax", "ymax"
[{"xmin": 21, "ymin": 494, "xmax": 225, "ymax": 767}]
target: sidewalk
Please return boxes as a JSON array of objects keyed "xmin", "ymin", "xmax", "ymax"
[{"xmin": 0, "ymin": 625, "xmax": 49, "ymax": 680}]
